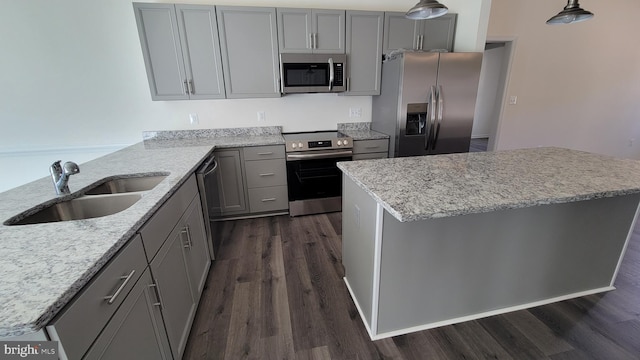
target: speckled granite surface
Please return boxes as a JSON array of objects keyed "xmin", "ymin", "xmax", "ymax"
[
  {"xmin": 337, "ymin": 122, "xmax": 389, "ymax": 141},
  {"xmin": 338, "ymin": 147, "xmax": 640, "ymax": 222},
  {"xmin": 0, "ymin": 130, "xmax": 285, "ymax": 337}
]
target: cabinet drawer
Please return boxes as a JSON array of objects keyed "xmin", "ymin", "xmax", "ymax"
[
  {"xmin": 248, "ymin": 186, "xmax": 289, "ymax": 213},
  {"xmin": 353, "ymin": 152, "xmax": 388, "ymax": 161},
  {"xmin": 353, "ymin": 139, "xmax": 389, "ymax": 154},
  {"xmin": 46, "ymin": 236, "xmax": 147, "ymax": 360},
  {"xmin": 140, "ymin": 174, "xmax": 198, "ymax": 261},
  {"xmin": 243, "ymin": 145, "xmax": 285, "ymax": 160},
  {"xmin": 245, "ymin": 159, "xmax": 287, "ymax": 188}
]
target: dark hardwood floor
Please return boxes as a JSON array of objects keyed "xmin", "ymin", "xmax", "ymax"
[
  {"xmin": 470, "ymin": 138, "xmax": 489, "ymax": 152},
  {"xmin": 183, "ymin": 213, "xmax": 640, "ymax": 359}
]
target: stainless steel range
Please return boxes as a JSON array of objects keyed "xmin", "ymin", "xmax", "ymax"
[{"xmin": 283, "ymin": 131, "xmax": 353, "ymax": 216}]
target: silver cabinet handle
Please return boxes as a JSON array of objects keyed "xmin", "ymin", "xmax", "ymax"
[
  {"xmin": 365, "ymin": 146, "xmax": 380, "ymax": 149},
  {"xmin": 189, "ymin": 80, "xmax": 194, "ymax": 94},
  {"xmin": 257, "ymin": 152, "xmax": 274, "ymax": 155},
  {"xmin": 261, "ymin": 198, "xmax": 277, "ymax": 202},
  {"xmin": 149, "ymin": 281, "xmax": 164, "ymax": 309},
  {"xmin": 309, "ymin": 33, "xmax": 313, "ymax": 49},
  {"xmin": 416, "ymin": 35, "xmax": 420, "ymax": 50},
  {"xmin": 420, "ymin": 35, "xmax": 424, "ymax": 50},
  {"xmin": 181, "ymin": 226, "xmax": 192, "ymax": 249},
  {"xmin": 183, "ymin": 80, "xmax": 189, "ymax": 95},
  {"xmin": 328, "ymin": 57, "xmax": 334, "ymax": 91},
  {"xmin": 314, "ymin": 33, "xmax": 318, "ymax": 49},
  {"xmin": 259, "ymin": 173, "xmax": 275, "ymax": 177},
  {"xmin": 104, "ymin": 270, "xmax": 136, "ymax": 305}
]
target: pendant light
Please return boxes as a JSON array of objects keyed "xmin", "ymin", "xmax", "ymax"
[
  {"xmin": 405, "ymin": 0, "xmax": 449, "ymax": 20},
  {"xmin": 546, "ymin": 0, "xmax": 594, "ymax": 25}
]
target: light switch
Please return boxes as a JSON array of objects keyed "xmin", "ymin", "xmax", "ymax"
[{"xmin": 257, "ymin": 111, "xmax": 266, "ymax": 122}]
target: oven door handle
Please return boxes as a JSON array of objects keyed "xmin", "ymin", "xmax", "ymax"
[{"xmin": 287, "ymin": 150, "xmax": 353, "ymax": 161}]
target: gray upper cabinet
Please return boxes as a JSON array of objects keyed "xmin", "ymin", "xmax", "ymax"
[
  {"xmin": 216, "ymin": 6, "xmax": 281, "ymax": 98},
  {"xmin": 383, "ymin": 12, "xmax": 456, "ymax": 54},
  {"xmin": 175, "ymin": 5, "xmax": 226, "ymax": 99},
  {"xmin": 277, "ymin": 9, "xmax": 345, "ymax": 54},
  {"xmin": 344, "ymin": 11, "xmax": 384, "ymax": 96},
  {"xmin": 133, "ymin": 3, "xmax": 225, "ymax": 100}
]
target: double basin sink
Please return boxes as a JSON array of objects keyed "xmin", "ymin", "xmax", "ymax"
[{"xmin": 4, "ymin": 173, "xmax": 169, "ymax": 226}]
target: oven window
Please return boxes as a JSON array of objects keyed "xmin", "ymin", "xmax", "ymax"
[
  {"xmin": 286, "ymin": 156, "xmax": 350, "ymax": 201},
  {"xmin": 284, "ymin": 64, "xmax": 329, "ymax": 87}
]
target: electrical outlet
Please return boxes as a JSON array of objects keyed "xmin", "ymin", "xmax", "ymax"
[
  {"xmin": 509, "ymin": 96, "xmax": 518, "ymax": 105},
  {"xmin": 257, "ymin": 111, "xmax": 266, "ymax": 122},
  {"xmin": 349, "ymin": 107, "xmax": 362, "ymax": 118},
  {"xmin": 189, "ymin": 113, "xmax": 199, "ymax": 125}
]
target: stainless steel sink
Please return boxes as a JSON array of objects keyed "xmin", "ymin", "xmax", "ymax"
[
  {"xmin": 84, "ymin": 174, "xmax": 168, "ymax": 195},
  {"xmin": 6, "ymin": 193, "xmax": 143, "ymax": 225}
]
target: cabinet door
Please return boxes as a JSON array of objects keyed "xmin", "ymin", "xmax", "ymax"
[
  {"xmin": 420, "ymin": 14, "xmax": 456, "ymax": 51},
  {"xmin": 345, "ymin": 11, "xmax": 383, "ymax": 96},
  {"xmin": 83, "ymin": 269, "xmax": 172, "ymax": 360},
  {"xmin": 151, "ymin": 226, "xmax": 197, "ymax": 360},
  {"xmin": 217, "ymin": 7, "xmax": 281, "ymax": 98},
  {"xmin": 215, "ymin": 149, "xmax": 248, "ymax": 214},
  {"xmin": 176, "ymin": 5, "xmax": 226, "ymax": 99},
  {"xmin": 277, "ymin": 8, "xmax": 312, "ymax": 53},
  {"xmin": 383, "ymin": 12, "xmax": 420, "ymax": 55},
  {"xmin": 181, "ymin": 197, "xmax": 211, "ymax": 298},
  {"xmin": 133, "ymin": 3, "xmax": 189, "ymax": 100},
  {"xmin": 313, "ymin": 10, "xmax": 345, "ymax": 53}
]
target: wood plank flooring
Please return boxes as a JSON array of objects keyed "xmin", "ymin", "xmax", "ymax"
[{"xmin": 183, "ymin": 213, "xmax": 640, "ymax": 359}]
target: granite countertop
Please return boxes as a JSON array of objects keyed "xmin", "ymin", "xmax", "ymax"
[
  {"xmin": 338, "ymin": 128, "xmax": 389, "ymax": 141},
  {"xmin": 0, "ymin": 128, "xmax": 285, "ymax": 337},
  {"xmin": 337, "ymin": 122, "xmax": 389, "ymax": 141},
  {"xmin": 338, "ymin": 147, "xmax": 640, "ymax": 222}
]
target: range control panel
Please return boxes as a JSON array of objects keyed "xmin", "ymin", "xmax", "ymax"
[{"xmin": 284, "ymin": 137, "xmax": 352, "ymax": 152}]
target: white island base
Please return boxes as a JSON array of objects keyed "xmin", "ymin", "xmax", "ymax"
[{"xmin": 342, "ymin": 176, "xmax": 640, "ymax": 340}]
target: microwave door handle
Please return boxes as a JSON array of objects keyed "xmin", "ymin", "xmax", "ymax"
[{"xmin": 328, "ymin": 57, "xmax": 334, "ymax": 91}]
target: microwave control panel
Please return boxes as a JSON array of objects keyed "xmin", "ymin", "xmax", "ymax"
[{"xmin": 334, "ymin": 63, "xmax": 344, "ymax": 86}]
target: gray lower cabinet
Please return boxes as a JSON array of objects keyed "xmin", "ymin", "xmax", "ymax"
[
  {"xmin": 181, "ymin": 196, "xmax": 211, "ymax": 296},
  {"xmin": 353, "ymin": 139, "xmax": 389, "ymax": 160},
  {"xmin": 149, "ymin": 219, "xmax": 197, "ymax": 360},
  {"xmin": 46, "ymin": 236, "xmax": 148, "ymax": 360},
  {"xmin": 215, "ymin": 149, "xmax": 248, "ymax": 215},
  {"xmin": 344, "ymin": 11, "xmax": 384, "ymax": 96},
  {"xmin": 383, "ymin": 12, "xmax": 456, "ymax": 54},
  {"xmin": 277, "ymin": 8, "xmax": 345, "ymax": 54},
  {"xmin": 83, "ymin": 269, "xmax": 172, "ymax": 360},
  {"xmin": 133, "ymin": 3, "xmax": 225, "ymax": 100},
  {"xmin": 243, "ymin": 145, "xmax": 288, "ymax": 214},
  {"xmin": 216, "ymin": 6, "xmax": 281, "ymax": 98}
]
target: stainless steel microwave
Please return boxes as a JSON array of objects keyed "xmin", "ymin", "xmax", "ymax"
[{"xmin": 280, "ymin": 53, "xmax": 347, "ymax": 94}]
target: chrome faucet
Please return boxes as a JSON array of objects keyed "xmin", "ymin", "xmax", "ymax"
[{"xmin": 50, "ymin": 160, "xmax": 80, "ymax": 195}]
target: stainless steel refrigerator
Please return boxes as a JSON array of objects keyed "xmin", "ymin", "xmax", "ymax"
[{"xmin": 372, "ymin": 51, "xmax": 483, "ymax": 157}]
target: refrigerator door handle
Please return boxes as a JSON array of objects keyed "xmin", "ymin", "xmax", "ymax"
[
  {"xmin": 328, "ymin": 57, "xmax": 334, "ymax": 91},
  {"xmin": 426, "ymin": 85, "xmax": 437, "ymax": 151},
  {"xmin": 432, "ymin": 85, "xmax": 444, "ymax": 150}
]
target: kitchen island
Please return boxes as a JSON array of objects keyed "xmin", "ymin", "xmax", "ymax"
[{"xmin": 337, "ymin": 147, "xmax": 640, "ymax": 340}]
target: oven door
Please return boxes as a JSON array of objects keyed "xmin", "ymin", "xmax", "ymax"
[{"xmin": 286, "ymin": 150, "xmax": 352, "ymax": 202}]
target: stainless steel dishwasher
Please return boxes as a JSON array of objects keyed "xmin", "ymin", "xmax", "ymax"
[{"xmin": 196, "ymin": 154, "xmax": 222, "ymax": 260}]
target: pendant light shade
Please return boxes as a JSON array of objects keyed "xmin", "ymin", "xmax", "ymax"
[
  {"xmin": 546, "ymin": 0, "xmax": 594, "ymax": 25},
  {"xmin": 405, "ymin": 0, "xmax": 449, "ymax": 20}
]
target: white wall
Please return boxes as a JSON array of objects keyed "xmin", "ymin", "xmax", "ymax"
[
  {"xmin": 0, "ymin": 0, "xmax": 490, "ymax": 192},
  {"xmin": 488, "ymin": 0, "xmax": 640, "ymax": 159},
  {"xmin": 472, "ymin": 43, "xmax": 505, "ymax": 138}
]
